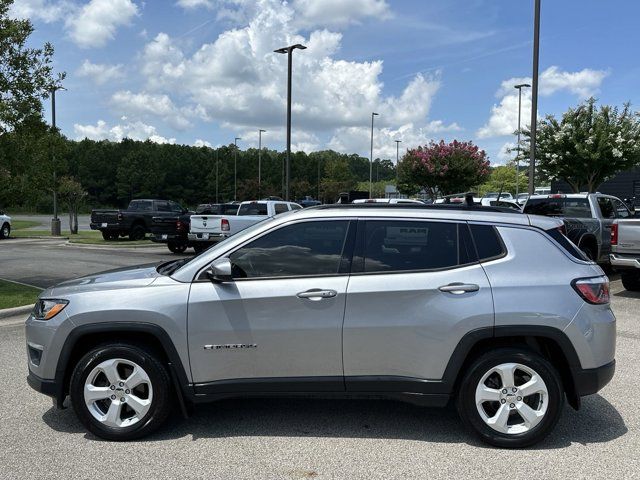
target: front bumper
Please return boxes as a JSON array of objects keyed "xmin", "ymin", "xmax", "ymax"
[
  {"xmin": 572, "ymin": 360, "xmax": 615, "ymax": 397},
  {"xmin": 27, "ymin": 371, "xmax": 65, "ymax": 408},
  {"xmin": 610, "ymin": 253, "xmax": 640, "ymax": 270}
]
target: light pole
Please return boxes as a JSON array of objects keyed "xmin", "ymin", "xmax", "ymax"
[
  {"xmin": 514, "ymin": 83, "xmax": 531, "ymax": 198},
  {"xmin": 215, "ymin": 148, "xmax": 219, "ymax": 203},
  {"xmin": 528, "ymin": 0, "xmax": 541, "ymax": 195},
  {"xmin": 274, "ymin": 43, "xmax": 307, "ymax": 201},
  {"xmin": 258, "ymin": 129, "xmax": 266, "ymax": 199},
  {"xmin": 395, "ymin": 139, "xmax": 402, "ymax": 196},
  {"xmin": 234, "ymin": 137, "xmax": 241, "ymax": 201},
  {"xmin": 49, "ymin": 85, "xmax": 66, "ymax": 236},
  {"xmin": 369, "ymin": 112, "xmax": 379, "ymax": 198}
]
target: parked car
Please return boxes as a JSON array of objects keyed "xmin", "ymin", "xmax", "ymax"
[
  {"xmin": 610, "ymin": 218, "xmax": 640, "ymax": 291},
  {"xmin": 516, "ymin": 193, "xmax": 530, "ymax": 205},
  {"xmin": 188, "ymin": 200, "xmax": 302, "ymax": 252},
  {"xmin": 483, "ymin": 192, "xmax": 514, "ymax": 201},
  {"xmin": 91, "ymin": 199, "xmax": 188, "ymax": 241},
  {"xmin": 352, "ymin": 198, "xmax": 424, "ymax": 204},
  {"xmin": 523, "ymin": 193, "xmax": 634, "ymax": 262},
  {"xmin": 480, "ymin": 198, "xmax": 522, "ymax": 211},
  {"xmin": 27, "ymin": 204, "xmax": 615, "ymax": 447},
  {"xmin": 150, "ymin": 203, "xmax": 238, "ymax": 254},
  {"xmin": 297, "ymin": 196, "xmax": 322, "ymax": 207},
  {"xmin": 0, "ymin": 210, "xmax": 11, "ymax": 239}
]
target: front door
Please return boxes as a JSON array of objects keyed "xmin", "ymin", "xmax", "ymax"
[{"xmin": 187, "ymin": 219, "xmax": 354, "ymax": 393}]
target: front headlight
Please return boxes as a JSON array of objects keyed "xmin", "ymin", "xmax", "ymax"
[{"xmin": 33, "ymin": 299, "xmax": 69, "ymax": 321}]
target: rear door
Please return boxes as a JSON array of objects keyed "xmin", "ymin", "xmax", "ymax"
[{"xmin": 342, "ymin": 219, "xmax": 494, "ymax": 391}]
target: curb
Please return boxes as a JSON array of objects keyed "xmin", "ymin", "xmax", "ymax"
[
  {"xmin": 64, "ymin": 241, "xmax": 164, "ymax": 249},
  {"xmin": 0, "ymin": 305, "xmax": 33, "ymax": 320}
]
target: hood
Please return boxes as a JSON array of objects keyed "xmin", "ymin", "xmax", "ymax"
[{"xmin": 44, "ymin": 264, "xmax": 161, "ymax": 297}]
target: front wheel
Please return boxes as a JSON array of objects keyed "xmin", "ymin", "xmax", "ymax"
[
  {"xmin": 129, "ymin": 224, "xmax": 146, "ymax": 241},
  {"xmin": 0, "ymin": 223, "xmax": 9, "ymax": 239},
  {"xmin": 101, "ymin": 231, "xmax": 117, "ymax": 241},
  {"xmin": 70, "ymin": 344, "xmax": 172, "ymax": 441},
  {"xmin": 456, "ymin": 348, "xmax": 564, "ymax": 448},
  {"xmin": 621, "ymin": 271, "xmax": 640, "ymax": 291},
  {"xmin": 167, "ymin": 242, "xmax": 187, "ymax": 254}
]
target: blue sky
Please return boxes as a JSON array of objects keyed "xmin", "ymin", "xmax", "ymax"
[{"xmin": 12, "ymin": 0, "xmax": 640, "ymax": 165}]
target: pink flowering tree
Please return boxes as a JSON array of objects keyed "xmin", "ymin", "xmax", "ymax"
[{"xmin": 398, "ymin": 140, "xmax": 490, "ymax": 198}]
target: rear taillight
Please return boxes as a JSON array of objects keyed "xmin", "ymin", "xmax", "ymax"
[
  {"xmin": 221, "ymin": 218, "xmax": 230, "ymax": 232},
  {"xmin": 572, "ymin": 277, "xmax": 610, "ymax": 304},
  {"xmin": 176, "ymin": 220, "xmax": 183, "ymax": 232},
  {"xmin": 610, "ymin": 223, "xmax": 618, "ymax": 246}
]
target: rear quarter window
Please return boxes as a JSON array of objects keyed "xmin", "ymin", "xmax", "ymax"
[{"xmin": 469, "ymin": 224, "xmax": 505, "ymax": 261}]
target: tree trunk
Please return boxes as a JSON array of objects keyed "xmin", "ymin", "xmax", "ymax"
[{"xmin": 71, "ymin": 204, "xmax": 79, "ymax": 234}]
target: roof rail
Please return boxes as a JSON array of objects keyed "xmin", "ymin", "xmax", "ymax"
[{"xmin": 310, "ymin": 203, "xmax": 522, "ymax": 214}]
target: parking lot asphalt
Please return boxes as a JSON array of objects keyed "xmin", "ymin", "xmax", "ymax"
[{"xmin": 0, "ymin": 239, "xmax": 639, "ymax": 479}]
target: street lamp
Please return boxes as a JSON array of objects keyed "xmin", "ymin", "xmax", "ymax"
[
  {"xmin": 258, "ymin": 129, "xmax": 266, "ymax": 199},
  {"xmin": 49, "ymin": 85, "xmax": 66, "ymax": 236},
  {"xmin": 369, "ymin": 112, "xmax": 379, "ymax": 198},
  {"xmin": 274, "ymin": 43, "xmax": 307, "ymax": 201},
  {"xmin": 234, "ymin": 137, "xmax": 241, "ymax": 201},
  {"xmin": 395, "ymin": 139, "xmax": 402, "ymax": 196},
  {"xmin": 215, "ymin": 147, "xmax": 219, "ymax": 203},
  {"xmin": 514, "ymin": 83, "xmax": 531, "ymax": 198},
  {"xmin": 528, "ymin": 0, "xmax": 541, "ymax": 195}
]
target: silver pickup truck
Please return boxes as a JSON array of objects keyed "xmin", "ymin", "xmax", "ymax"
[
  {"xmin": 523, "ymin": 193, "xmax": 634, "ymax": 263},
  {"xmin": 610, "ymin": 218, "xmax": 640, "ymax": 291}
]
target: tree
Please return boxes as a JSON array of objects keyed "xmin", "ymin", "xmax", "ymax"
[
  {"xmin": 0, "ymin": 0, "xmax": 64, "ymax": 133},
  {"xmin": 479, "ymin": 165, "xmax": 527, "ymax": 196},
  {"xmin": 398, "ymin": 140, "xmax": 490, "ymax": 199},
  {"xmin": 523, "ymin": 98, "xmax": 640, "ymax": 192},
  {"xmin": 58, "ymin": 176, "xmax": 87, "ymax": 234}
]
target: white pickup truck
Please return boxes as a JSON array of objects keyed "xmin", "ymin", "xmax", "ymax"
[
  {"xmin": 188, "ymin": 200, "xmax": 302, "ymax": 252},
  {"xmin": 610, "ymin": 217, "xmax": 640, "ymax": 291}
]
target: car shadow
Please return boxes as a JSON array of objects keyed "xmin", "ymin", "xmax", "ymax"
[
  {"xmin": 613, "ymin": 289, "xmax": 640, "ymax": 299},
  {"xmin": 42, "ymin": 393, "xmax": 627, "ymax": 449}
]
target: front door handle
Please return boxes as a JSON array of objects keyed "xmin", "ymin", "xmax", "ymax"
[
  {"xmin": 296, "ymin": 289, "xmax": 337, "ymax": 300},
  {"xmin": 438, "ymin": 283, "xmax": 479, "ymax": 295}
]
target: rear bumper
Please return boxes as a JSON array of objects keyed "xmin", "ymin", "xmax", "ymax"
[
  {"xmin": 150, "ymin": 233, "xmax": 186, "ymax": 244},
  {"xmin": 610, "ymin": 253, "xmax": 640, "ymax": 270},
  {"xmin": 188, "ymin": 233, "xmax": 227, "ymax": 243},
  {"xmin": 90, "ymin": 222, "xmax": 122, "ymax": 232},
  {"xmin": 572, "ymin": 360, "xmax": 615, "ymax": 397}
]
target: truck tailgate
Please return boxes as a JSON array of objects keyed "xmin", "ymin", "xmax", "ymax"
[
  {"xmin": 615, "ymin": 219, "xmax": 640, "ymax": 255},
  {"xmin": 91, "ymin": 210, "xmax": 120, "ymax": 224},
  {"xmin": 190, "ymin": 215, "xmax": 223, "ymax": 234}
]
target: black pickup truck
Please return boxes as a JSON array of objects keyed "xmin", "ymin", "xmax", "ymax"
[
  {"xmin": 91, "ymin": 199, "xmax": 187, "ymax": 241},
  {"xmin": 149, "ymin": 203, "xmax": 239, "ymax": 253}
]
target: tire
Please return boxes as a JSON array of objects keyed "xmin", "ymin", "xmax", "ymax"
[
  {"xmin": 167, "ymin": 242, "xmax": 187, "ymax": 254},
  {"xmin": 621, "ymin": 271, "xmax": 640, "ymax": 291},
  {"xmin": 456, "ymin": 348, "xmax": 564, "ymax": 448},
  {"xmin": 70, "ymin": 343, "xmax": 172, "ymax": 441},
  {"xmin": 101, "ymin": 231, "xmax": 117, "ymax": 241},
  {"xmin": 0, "ymin": 223, "xmax": 9, "ymax": 239},
  {"xmin": 579, "ymin": 243, "xmax": 596, "ymax": 261},
  {"xmin": 129, "ymin": 224, "xmax": 146, "ymax": 241},
  {"xmin": 192, "ymin": 244, "xmax": 207, "ymax": 254}
]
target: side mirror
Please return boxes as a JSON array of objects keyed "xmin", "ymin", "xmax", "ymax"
[{"xmin": 208, "ymin": 257, "xmax": 233, "ymax": 283}]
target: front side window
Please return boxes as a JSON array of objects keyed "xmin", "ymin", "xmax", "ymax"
[
  {"xmin": 156, "ymin": 201, "xmax": 171, "ymax": 212},
  {"xmin": 229, "ymin": 221, "xmax": 349, "ymax": 278},
  {"xmin": 362, "ymin": 220, "xmax": 469, "ymax": 272}
]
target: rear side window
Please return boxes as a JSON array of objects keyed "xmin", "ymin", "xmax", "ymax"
[
  {"xmin": 469, "ymin": 224, "xmax": 505, "ymax": 261},
  {"xmin": 238, "ymin": 203, "xmax": 268, "ymax": 216},
  {"xmin": 129, "ymin": 200, "xmax": 153, "ymax": 211},
  {"xmin": 597, "ymin": 197, "xmax": 615, "ymax": 219},
  {"xmin": 544, "ymin": 227, "xmax": 588, "ymax": 261},
  {"xmin": 361, "ymin": 221, "xmax": 471, "ymax": 272},
  {"xmin": 524, "ymin": 198, "xmax": 591, "ymax": 218},
  {"xmin": 274, "ymin": 203, "xmax": 289, "ymax": 214}
]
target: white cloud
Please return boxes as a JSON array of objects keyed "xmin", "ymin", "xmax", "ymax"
[
  {"xmin": 176, "ymin": 0, "xmax": 214, "ymax": 9},
  {"xmin": 194, "ymin": 139, "xmax": 212, "ymax": 147},
  {"xmin": 110, "ymin": 90, "xmax": 192, "ymax": 130},
  {"xmin": 76, "ymin": 60, "xmax": 124, "ymax": 85},
  {"xmin": 8, "ymin": 0, "xmax": 73, "ymax": 23},
  {"xmin": 74, "ymin": 119, "xmax": 176, "ymax": 144},
  {"xmin": 66, "ymin": 0, "xmax": 139, "ymax": 48},
  {"xmin": 477, "ymin": 66, "xmax": 609, "ymax": 139},
  {"xmin": 291, "ymin": 0, "xmax": 391, "ymax": 28}
]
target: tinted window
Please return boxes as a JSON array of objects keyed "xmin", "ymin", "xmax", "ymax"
[
  {"xmin": 362, "ymin": 221, "xmax": 465, "ymax": 272},
  {"xmin": 469, "ymin": 224, "xmax": 505, "ymax": 261},
  {"xmin": 612, "ymin": 199, "xmax": 631, "ymax": 218},
  {"xmin": 238, "ymin": 203, "xmax": 268, "ymax": 216},
  {"xmin": 156, "ymin": 201, "xmax": 171, "ymax": 212},
  {"xmin": 229, "ymin": 221, "xmax": 349, "ymax": 278},
  {"xmin": 274, "ymin": 203, "xmax": 289, "ymax": 214},
  {"xmin": 524, "ymin": 198, "xmax": 591, "ymax": 218},
  {"xmin": 290, "ymin": 204, "xmax": 302, "ymax": 210},
  {"xmin": 597, "ymin": 197, "xmax": 615, "ymax": 219},
  {"xmin": 129, "ymin": 200, "xmax": 152, "ymax": 211},
  {"xmin": 223, "ymin": 204, "xmax": 239, "ymax": 214},
  {"xmin": 170, "ymin": 201, "xmax": 183, "ymax": 212},
  {"xmin": 196, "ymin": 204, "xmax": 218, "ymax": 214}
]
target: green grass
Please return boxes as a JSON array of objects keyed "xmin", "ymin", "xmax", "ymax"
[
  {"xmin": 10, "ymin": 227, "xmax": 154, "ymax": 246},
  {"xmin": 9, "ymin": 220, "xmax": 41, "ymax": 230},
  {"xmin": 0, "ymin": 279, "xmax": 42, "ymax": 310}
]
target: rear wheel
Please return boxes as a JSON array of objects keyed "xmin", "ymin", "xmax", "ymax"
[
  {"xmin": 192, "ymin": 244, "xmax": 207, "ymax": 254},
  {"xmin": 456, "ymin": 348, "xmax": 563, "ymax": 448},
  {"xmin": 579, "ymin": 243, "xmax": 596, "ymax": 261},
  {"xmin": 70, "ymin": 344, "xmax": 172, "ymax": 441},
  {"xmin": 129, "ymin": 224, "xmax": 146, "ymax": 241},
  {"xmin": 0, "ymin": 223, "xmax": 9, "ymax": 239},
  {"xmin": 101, "ymin": 231, "xmax": 117, "ymax": 241},
  {"xmin": 621, "ymin": 271, "xmax": 640, "ymax": 291},
  {"xmin": 167, "ymin": 242, "xmax": 187, "ymax": 254}
]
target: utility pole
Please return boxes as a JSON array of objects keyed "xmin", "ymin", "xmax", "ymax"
[
  {"xmin": 234, "ymin": 137, "xmax": 241, "ymax": 201},
  {"xmin": 514, "ymin": 83, "xmax": 531, "ymax": 199},
  {"xmin": 369, "ymin": 112, "xmax": 379, "ymax": 198},
  {"xmin": 395, "ymin": 140, "xmax": 401, "ymax": 196},
  {"xmin": 258, "ymin": 129, "xmax": 266, "ymax": 199},
  {"xmin": 528, "ymin": 0, "xmax": 541, "ymax": 195},
  {"xmin": 215, "ymin": 148, "xmax": 219, "ymax": 203},
  {"xmin": 49, "ymin": 86, "xmax": 65, "ymax": 236}
]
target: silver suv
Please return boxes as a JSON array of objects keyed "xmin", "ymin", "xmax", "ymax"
[{"xmin": 26, "ymin": 205, "xmax": 616, "ymax": 448}]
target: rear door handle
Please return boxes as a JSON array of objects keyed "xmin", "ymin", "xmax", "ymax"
[
  {"xmin": 438, "ymin": 283, "xmax": 479, "ymax": 295},
  {"xmin": 296, "ymin": 289, "xmax": 337, "ymax": 300}
]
